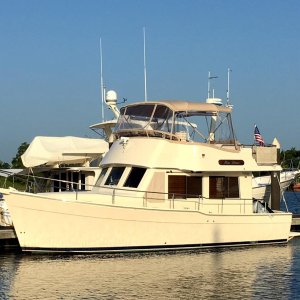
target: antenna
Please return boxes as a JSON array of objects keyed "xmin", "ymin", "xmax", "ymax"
[
  {"xmin": 100, "ymin": 37, "xmax": 105, "ymax": 122},
  {"xmin": 207, "ymin": 71, "xmax": 218, "ymax": 98},
  {"xmin": 143, "ymin": 27, "xmax": 148, "ymax": 102},
  {"xmin": 227, "ymin": 68, "xmax": 232, "ymax": 106}
]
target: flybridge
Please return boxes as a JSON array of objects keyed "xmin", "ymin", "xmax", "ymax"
[{"xmin": 114, "ymin": 100, "xmax": 236, "ymax": 144}]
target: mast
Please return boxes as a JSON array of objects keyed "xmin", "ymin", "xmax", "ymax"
[
  {"xmin": 100, "ymin": 37, "xmax": 105, "ymax": 122},
  {"xmin": 143, "ymin": 27, "xmax": 148, "ymax": 102}
]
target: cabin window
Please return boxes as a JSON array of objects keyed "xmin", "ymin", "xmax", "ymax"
[
  {"xmin": 105, "ymin": 167, "xmax": 125, "ymax": 186},
  {"xmin": 187, "ymin": 176, "xmax": 203, "ymax": 197},
  {"xmin": 168, "ymin": 175, "xmax": 202, "ymax": 199},
  {"xmin": 53, "ymin": 174, "xmax": 60, "ymax": 192},
  {"xmin": 209, "ymin": 176, "xmax": 239, "ymax": 198},
  {"xmin": 72, "ymin": 172, "xmax": 79, "ymax": 191},
  {"xmin": 124, "ymin": 167, "xmax": 147, "ymax": 188},
  {"xmin": 96, "ymin": 167, "xmax": 108, "ymax": 186},
  {"xmin": 80, "ymin": 173, "xmax": 86, "ymax": 190},
  {"xmin": 61, "ymin": 173, "xmax": 67, "ymax": 191}
]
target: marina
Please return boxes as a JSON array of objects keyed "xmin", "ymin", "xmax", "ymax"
[{"xmin": 1, "ymin": 1, "xmax": 300, "ymax": 299}]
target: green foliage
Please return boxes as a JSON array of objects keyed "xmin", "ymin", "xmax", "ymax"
[
  {"xmin": 0, "ymin": 160, "xmax": 10, "ymax": 168},
  {"xmin": 11, "ymin": 142, "xmax": 30, "ymax": 168},
  {"xmin": 0, "ymin": 176, "xmax": 27, "ymax": 190},
  {"xmin": 281, "ymin": 147, "xmax": 300, "ymax": 169}
]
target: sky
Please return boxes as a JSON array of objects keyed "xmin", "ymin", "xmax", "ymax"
[{"xmin": 1, "ymin": 0, "xmax": 300, "ymax": 164}]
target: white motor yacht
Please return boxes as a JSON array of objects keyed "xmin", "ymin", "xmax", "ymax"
[{"xmin": 2, "ymin": 99, "xmax": 293, "ymax": 253}]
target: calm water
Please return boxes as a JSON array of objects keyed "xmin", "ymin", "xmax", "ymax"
[{"xmin": 1, "ymin": 192, "xmax": 300, "ymax": 300}]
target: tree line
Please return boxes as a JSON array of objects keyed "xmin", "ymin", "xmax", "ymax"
[
  {"xmin": 0, "ymin": 142, "xmax": 29, "ymax": 169},
  {"xmin": 0, "ymin": 142, "xmax": 300, "ymax": 170}
]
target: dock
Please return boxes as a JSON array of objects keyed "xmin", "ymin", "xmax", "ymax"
[
  {"xmin": 0, "ymin": 226, "xmax": 19, "ymax": 250},
  {"xmin": 292, "ymin": 214, "xmax": 300, "ymax": 231}
]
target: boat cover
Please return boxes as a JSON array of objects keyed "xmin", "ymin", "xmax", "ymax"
[{"xmin": 21, "ymin": 136, "xmax": 108, "ymax": 168}]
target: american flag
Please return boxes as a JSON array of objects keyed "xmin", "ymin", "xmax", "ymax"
[{"xmin": 254, "ymin": 125, "xmax": 265, "ymax": 146}]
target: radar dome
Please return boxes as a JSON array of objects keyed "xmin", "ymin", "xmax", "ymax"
[
  {"xmin": 206, "ymin": 98, "xmax": 223, "ymax": 106},
  {"xmin": 106, "ymin": 90, "xmax": 117, "ymax": 105}
]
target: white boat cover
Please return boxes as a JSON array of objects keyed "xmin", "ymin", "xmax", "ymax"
[{"xmin": 21, "ymin": 136, "xmax": 109, "ymax": 168}]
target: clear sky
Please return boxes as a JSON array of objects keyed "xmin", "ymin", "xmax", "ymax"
[{"xmin": 1, "ymin": 0, "xmax": 299, "ymax": 164}]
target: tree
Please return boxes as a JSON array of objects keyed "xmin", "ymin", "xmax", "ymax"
[
  {"xmin": 0, "ymin": 160, "xmax": 10, "ymax": 168},
  {"xmin": 11, "ymin": 142, "xmax": 30, "ymax": 168},
  {"xmin": 280, "ymin": 147, "xmax": 300, "ymax": 169}
]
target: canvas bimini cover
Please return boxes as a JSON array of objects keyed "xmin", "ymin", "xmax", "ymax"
[{"xmin": 21, "ymin": 136, "xmax": 109, "ymax": 168}]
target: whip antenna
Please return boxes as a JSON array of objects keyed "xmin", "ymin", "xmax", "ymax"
[
  {"xmin": 143, "ymin": 27, "xmax": 148, "ymax": 102},
  {"xmin": 100, "ymin": 37, "xmax": 105, "ymax": 121}
]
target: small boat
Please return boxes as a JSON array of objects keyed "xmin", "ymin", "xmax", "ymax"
[
  {"xmin": 0, "ymin": 137, "xmax": 108, "ymax": 229},
  {"xmin": 2, "ymin": 97, "xmax": 293, "ymax": 253},
  {"xmin": 252, "ymin": 169, "xmax": 300, "ymax": 201},
  {"xmin": 0, "ymin": 169, "xmax": 24, "ymax": 227}
]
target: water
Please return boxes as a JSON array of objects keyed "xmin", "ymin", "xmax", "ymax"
[
  {"xmin": 284, "ymin": 191, "xmax": 300, "ymax": 214},
  {"xmin": 1, "ymin": 192, "xmax": 300, "ymax": 300}
]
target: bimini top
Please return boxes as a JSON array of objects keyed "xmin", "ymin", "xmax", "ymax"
[
  {"xmin": 124, "ymin": 100, "xmax": 232, "ymax": 114},
  {"xmin": 116, "ymin": 100, "xmax": 235, "ymax": 144}
]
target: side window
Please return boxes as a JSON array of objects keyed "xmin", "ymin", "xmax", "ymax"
[
  {"xmin": 209, "ymin": 176, "xmax": 239, "ymax": 198},
  {"xmin": 96, "ymin": 167, "xmax": 108, "ymax": 186},
  {"xmin": 105, "ymin": 167, "xmax": 125, "ymax": 186},
  {"xmin": 187, "ymin": 177, "xmax": 202, "ymax": 198},
  {"xmin": 168, "ymin": 175, "xmax": 186, "ymax": 199},
  {"xmin": 227, "ymin": 177, "xmax": 239, "ymax": 198},
  {"xmin": 124, "ymin": 167, "xmax": 147, "ymax": 188},
  {"xmin": 80, "ymin": 173, "xmax": 86, "ymax": 190},
  {"xmin": 168, "ymin": 175, "xmax": 202, "ymax": 199}
]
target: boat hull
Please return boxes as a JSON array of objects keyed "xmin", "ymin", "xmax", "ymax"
[
  {"xmin": 4, "ymin": 191, "xmax": 292, "ymax": 253},
  {"xmin": 293, "ymin": 183, "xmax": 300, "ymax": 192},
  {"xmin": 252, "ymin": 176, "xmax": 295, "ymax": 201}
]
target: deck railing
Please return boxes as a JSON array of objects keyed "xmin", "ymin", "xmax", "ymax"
[{"xmin": 4, "ymin": 171, "xmax": 269, "ymax": 215}]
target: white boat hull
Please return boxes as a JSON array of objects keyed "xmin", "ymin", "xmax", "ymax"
[
  {"xmin": 252, "ymin": 170, "xmax": 299, "ymax": 201},
  {"xmin": 5, "ymin": 191, "xmax": 292, "ymax": 253}
]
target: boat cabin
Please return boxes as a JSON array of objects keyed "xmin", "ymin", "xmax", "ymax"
[{"xmin": 94, "ymin": 100, "xmax": 281, "ymax": 213}]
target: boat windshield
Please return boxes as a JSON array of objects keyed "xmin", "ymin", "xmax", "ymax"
[
  {"xmin": 115, "ymin": 103, "xmax": 235, "ymax": 144},
  {"xmin": 117, "ymin": 104, "xmax": 174, "ymax": 133}
]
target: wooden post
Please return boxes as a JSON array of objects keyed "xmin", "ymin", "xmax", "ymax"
[{"xmin": 271, "ymin": 171, "xmax": 281, "ymax": 210}]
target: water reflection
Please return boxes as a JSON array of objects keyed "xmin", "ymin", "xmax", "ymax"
[{"xmin": 1, "ymin": 239, "xmax": 300, "ymax": 299}]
